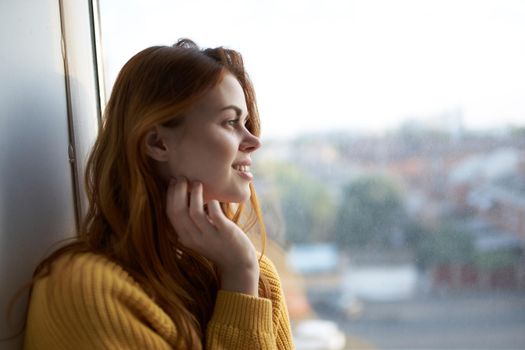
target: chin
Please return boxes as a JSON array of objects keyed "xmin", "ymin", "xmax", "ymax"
[
  {"xmin": 222, "ymin": 191, "xmax": 251, "ymax": 204},
  {"xmin": 235, "ymin": 185, "xmax": 252, "ymax": 203},
  {"xmin": 231, "ymin": 193, "xmax": 251, "ymax": 204}
]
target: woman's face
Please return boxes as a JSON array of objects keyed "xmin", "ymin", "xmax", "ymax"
[{"xmin": 152, "ymin": 73, "xmax": 261, "ymax": 203}]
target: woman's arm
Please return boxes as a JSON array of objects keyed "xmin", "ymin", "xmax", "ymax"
[
  {"xmin": 205, "ymin": 255, "xmax": 295, "ymax": 350},
  {"xmin": 166, "ymin": 178, "xmax": 261, "ymax": 297},
  {"xmin": 24, "ymin": 253, "xmax": 176, "ymax": 350},
  {"xmin": 167, "ymin": 178, "xmax": 294, "ymax": 349}
]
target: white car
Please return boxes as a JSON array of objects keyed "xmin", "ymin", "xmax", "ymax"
[{"xmin": 293, "ymin": 319, "xmax": 346, "ymax": 350}]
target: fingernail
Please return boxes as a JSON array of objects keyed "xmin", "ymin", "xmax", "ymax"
[{"xmin": 169, "ymin": 177, "xmax": 177, "ymax": 184}]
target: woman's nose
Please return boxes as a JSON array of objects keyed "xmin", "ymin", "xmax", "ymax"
[{"xmin": 240, "ymin": 130, "xmax": 262, "ymax": 153}]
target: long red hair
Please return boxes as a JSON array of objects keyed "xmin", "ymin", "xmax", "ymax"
[{"xmin": 29, "ymin": 39, "xmax": 269, "ymax": 349}]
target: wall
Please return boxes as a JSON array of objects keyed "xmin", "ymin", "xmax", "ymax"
[{"xmin": 0, "ymin": 1, "xmax": 99, "ymax": 348}]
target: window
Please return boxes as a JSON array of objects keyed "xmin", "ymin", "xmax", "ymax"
[{"xmin": 97, "ymin": 1, "xmax": 525, "ymax": 348}]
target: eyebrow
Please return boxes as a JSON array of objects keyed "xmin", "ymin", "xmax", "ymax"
[{"xmin": 220, "ymin": 105, "xmax": 244, "ymax": 117}]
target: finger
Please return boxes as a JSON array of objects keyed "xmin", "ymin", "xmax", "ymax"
[
  {"xmin": 188, "ymin": 181, "xmax": 216, "ymax": 233},
  {"xmin": 207, "ymin": 200, "xmax": 234, "ymax": 231},
  {"xmin": 166, "ymin": 177, "xmax": 188, "ymax": 220},
  {"xmin": 166, "ymin": 177, "xmax": 200, "ymax": 245},
  {"xmin": 166, "ymin": 177, "xmax": 178, "ymax": 220}
]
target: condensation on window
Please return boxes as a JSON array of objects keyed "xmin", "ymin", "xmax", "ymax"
[{"xmin": 98, "ymin": 1, "xmax": 525, "ymax": 348}]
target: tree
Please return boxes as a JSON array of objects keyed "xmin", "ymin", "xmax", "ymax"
[
  {"xmin": 255, "ymin": 161, "xmax": 336, "ymax": 244},
  {"xmin": 334, "ymin": 175, "xmax": 406, "ymax": 249},
  {"xmin": 415, "ymin": 221, "xmax": 475, "ymax": 270}
]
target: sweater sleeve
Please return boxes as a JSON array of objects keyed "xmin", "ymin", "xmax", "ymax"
[
  {"xmin": 24, "ymin": 253, "xmax": 177, "ymax": 350},
  {"xmin": 259, "ymin": 254, "xmax": 295, "ymax": 350},
  {"xmin": 24, "ymin": 252, "xmax": 295, "ymax": 350},
  {"xmin": 205, "ymin": 254, "xmax": 295, "ymax": 350}
]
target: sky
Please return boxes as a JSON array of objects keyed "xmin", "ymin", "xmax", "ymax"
[{"xmin": 100, "ymin": 0, "xmax": 525, "ymax": 139}]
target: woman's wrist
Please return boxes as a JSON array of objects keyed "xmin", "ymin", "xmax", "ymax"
[{"xmin": 219, "ymin": 265, "xmax": 260, "ymax": 297}]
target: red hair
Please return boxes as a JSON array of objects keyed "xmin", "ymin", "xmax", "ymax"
[{"xmin": 28, "ymin": 39, "xmax": 269, "ymax": 349}]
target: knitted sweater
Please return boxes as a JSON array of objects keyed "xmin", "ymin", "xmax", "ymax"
[{"xmin": 24, "ymin": 251, "xmax": 295, "ymax": 349}]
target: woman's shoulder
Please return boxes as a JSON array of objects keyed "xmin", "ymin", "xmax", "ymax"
[
  {"xmin": 30, "ymin": 250, "xmax": 151, "ymax": 316},
  {"xmin": 29, "ymin": 249, "xmax": 166, "ymax": 324},
  {"xmin": 26, "ymin": 251, "xmax": 177, "ymax": 348},
  {"xmin": 43, "ymin": 251, "xmax": 140, "ymax": 292},
  {"xmin": 257, "ymin": 252, "xmax": 287, "ymax": 300},
  {"xmin": 258, "ymin": 252, "xmax": 280, "ymax": 280}
]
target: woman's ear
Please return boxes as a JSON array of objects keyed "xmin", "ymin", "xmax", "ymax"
[{"xmin": 144, "ymin": 126, "xmax": 169, "ymax": 162}]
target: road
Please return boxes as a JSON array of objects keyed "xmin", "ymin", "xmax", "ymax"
[{"xmin": 316, "ymin": 292, "xmax": 525, "ymax": 349}]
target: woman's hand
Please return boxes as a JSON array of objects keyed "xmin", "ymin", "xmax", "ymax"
[{"xmin": 166, "ymin": 176, "xmax": 260, "ymax": 296}]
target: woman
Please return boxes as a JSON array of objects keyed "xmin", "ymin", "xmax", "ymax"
[{"xmin": 23, "ymin": 39, "xmax": 294, "ymax": 349}]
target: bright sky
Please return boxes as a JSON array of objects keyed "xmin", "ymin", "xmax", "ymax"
[{"xmin": 100, "ymin": 0, "xmax": 525, "ymax": 139}]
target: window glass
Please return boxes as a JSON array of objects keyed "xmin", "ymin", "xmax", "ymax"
[{"xmin": 98, "ymin": 1, "xmax": 525, "ymax": 348}]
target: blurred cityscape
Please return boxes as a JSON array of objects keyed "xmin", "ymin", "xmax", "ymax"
[{"xmin": 251, "ymin": 118, "xmax": 525, "ymax": 349}]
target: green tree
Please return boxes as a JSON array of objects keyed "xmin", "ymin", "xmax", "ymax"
[
  {"xmin": 415, "ymin": 221, "xmax": 475, "ymax": 270},
  {"xmin": 256, "ymin": 161, "xmax": 336, "ymax": 243},
  {"xmin": 334, "ymin": 175, "xmax": 406, "ymax": 249}
]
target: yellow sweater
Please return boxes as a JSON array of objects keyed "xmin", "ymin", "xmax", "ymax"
[{"xmin": 24, "ymin": 252, "xmax": 295, "ymax": 349}]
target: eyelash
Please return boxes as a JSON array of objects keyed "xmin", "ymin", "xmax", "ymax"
[{"xmin": 227, "ymin": 118, "xmax": 248, "ymax": 127}]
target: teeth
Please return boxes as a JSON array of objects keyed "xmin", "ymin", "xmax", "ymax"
[{"xmin": 234, "ymin": 165, "xmax": 250, "ymax": 172}]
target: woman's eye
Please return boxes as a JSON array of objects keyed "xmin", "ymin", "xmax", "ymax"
[
  {"xmin": 227, "ymin": 119, "xmax": 240, "ymax": 126},
  {"xmin": 225, "ymin": 117, "xmax": 249, "ymax": 128}
]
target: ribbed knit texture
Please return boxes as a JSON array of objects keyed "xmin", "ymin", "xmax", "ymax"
[{"xmin": 23, "ymin": 252, "xmax": 294, "ymax": 349}]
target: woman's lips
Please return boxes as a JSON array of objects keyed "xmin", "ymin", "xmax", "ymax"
[{"xmin": 232, "ymin": 165, "xmax": 253, "ymax": 180}]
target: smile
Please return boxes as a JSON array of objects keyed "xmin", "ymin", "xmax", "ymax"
[
  {"xmin": 233, "ymin": 164, "xmax": 250, "ymax": 172},
  {"xmin": 232, "ymin": 165, "xmax": 253, "ymax": 180}
]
